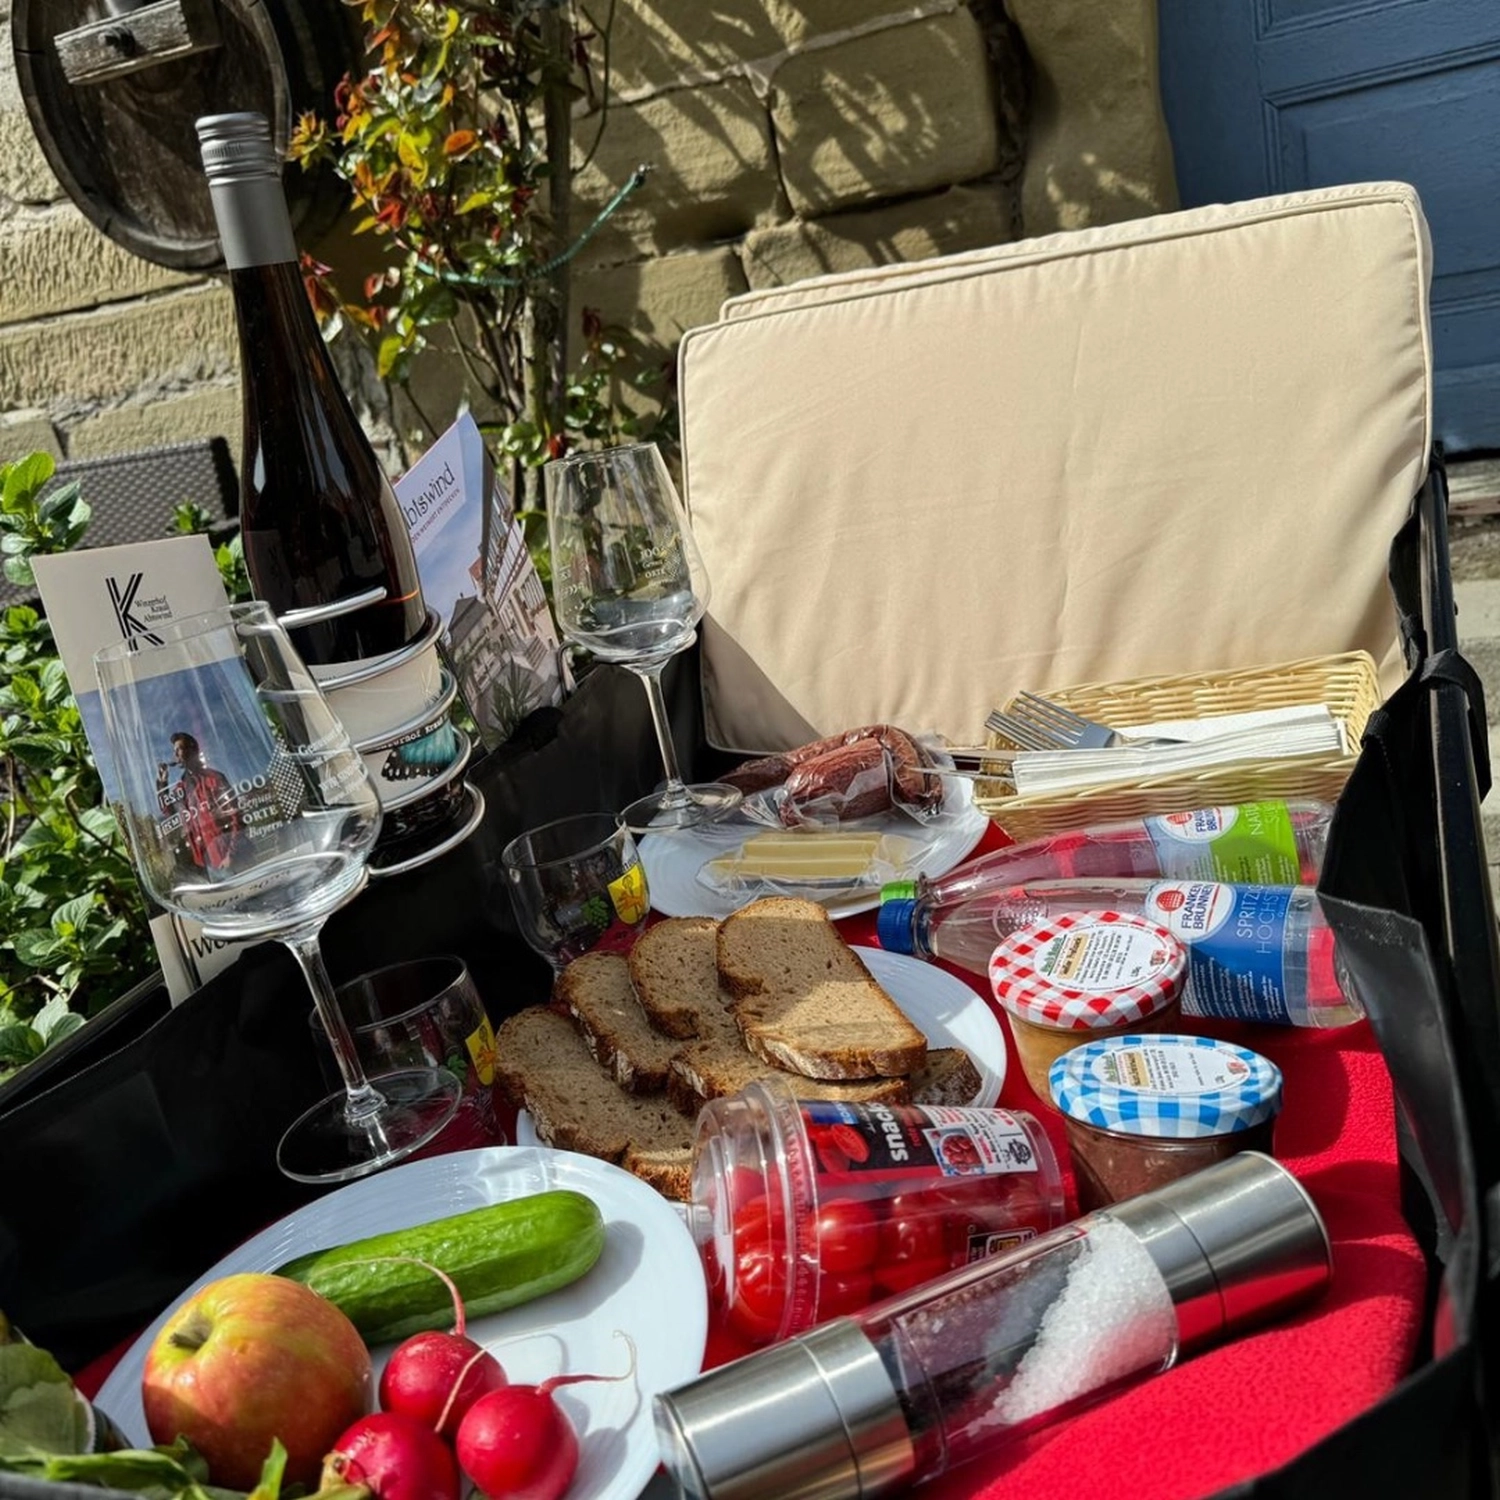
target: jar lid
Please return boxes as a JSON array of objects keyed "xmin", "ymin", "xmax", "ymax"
[
  {"xmin": 987, "ymin": 910, "xmax": 1187, "ymax": 1030},
  {"xmin": 1049, "ymin": 1033, "xmax": 1284, "ymax": 1138}
]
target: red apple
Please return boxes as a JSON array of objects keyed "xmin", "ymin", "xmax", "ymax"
[{"xmin": 142, "ymin": 1271, "xmax": 371, "ymax": 1490}]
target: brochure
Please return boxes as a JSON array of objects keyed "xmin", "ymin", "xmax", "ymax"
[
  {"xmin": 394, "ymin": 412, "xmax": 569, "ymax": 750},
  {"xmin": 32, "ymin": 537, "xmax": 246, "ymax": 1003}
]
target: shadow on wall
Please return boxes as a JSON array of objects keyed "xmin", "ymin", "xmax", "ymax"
[{"xmin": 570, "ymin": 4, "xmax": 1016, "ymax": 266}]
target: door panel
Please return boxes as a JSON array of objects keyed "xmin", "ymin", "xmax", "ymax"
[{"xmin": 1160, "ymin": 0, "xmax": 1500, "ymax": 452}]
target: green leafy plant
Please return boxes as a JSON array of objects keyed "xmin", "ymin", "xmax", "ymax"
[
  {"xmin": 288, "ymin": 0, "xmax": 672, "ymax": 507},
  {"xmin": 0, "ymin": 455, "xmax": 197, "ymax": 1084}
]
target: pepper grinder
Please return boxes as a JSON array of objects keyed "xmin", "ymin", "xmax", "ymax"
[{"xmin": 653, "ymin": 1151, "xmax": 1332, "ymax": 1500}]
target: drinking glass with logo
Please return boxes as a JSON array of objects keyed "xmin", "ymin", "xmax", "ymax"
[
  {"xmin": 502, "ymin": 812, "xmax": 651, "ymax": 972},
  {"xmin": 94, "ymin": 601, "xmax": 461, "ymax": 1183},
  {"xmin": 544, "ymin": 442, "xmax": 743, "ymax": 833}
]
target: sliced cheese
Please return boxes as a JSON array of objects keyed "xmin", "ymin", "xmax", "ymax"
[{"xmin": 705, "ymin": 831, "xmax": 916, "ymax": 884}]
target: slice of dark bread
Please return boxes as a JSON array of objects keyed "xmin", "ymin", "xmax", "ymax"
[
  {"xmin": 717, "ymin": 897, "xmax": 929, "ymax": 1080},
  {"xmin": 555, "ymin": 950, "xmax": 679, "ymax": 1094},
  {"xmin": 628, "ymin": 917, "xmax": 721, "ymax": 1038},
  {"xmin": 909, "ymin": 1047, "xmax": 984, "ymax": 1107},
  {"xmin": 631, "ymin": 916, "xmax": 913, "ymax": 1111},
  {"xmin": 494, "ymin": 1006, "xmax": 693, "ymax": 1200}
]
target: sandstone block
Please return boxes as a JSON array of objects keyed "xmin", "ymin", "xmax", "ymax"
[
  {"xmin": 0, "ymin": 203, "xmax": 200, "ymax": 325},
  {"xmin": 0, "ymin": 17, "xmax": 60, "ymax": 204},
  {"xmin": 739, "ymin": 181, "xmax": 1017, "ymax": 288},
  {"xmin": 0, "ymin": 284, "xmax": 236, "ymax": 410},
  {"xmin": 764, "ymin": 0, "xmax": 965, "ymax": 47},
  {"xmin": 592, "ymin": 0, "xmax": 970, "ymax": 98},
  {"xmin": 0, "ymin": 407, "xmax": 60, "ymax": 459},
  {"xmin": 573, "ymin": 245, "xmax": 747, "ymax": 357},
  {"xmin": 1006, "ymin": 0, "xmax": 1178, "ymax": 235},
  {"xmin": 570, "ymin": 80, "xmax": 786, "ymax": 265},
  {"xmin": 587, "ymin": 0, "xmax": 785, "ymax": 98},
  {"xmin": 771, "ymin": 10, "xmax": 999, "ymax": 217},
  {"xmin": 572, "ymin": 246, "xmax": 748, "ymax": 424},
  {"xmin": 67, "ymin": 385, "xmax": 242, "ymax": 468}
]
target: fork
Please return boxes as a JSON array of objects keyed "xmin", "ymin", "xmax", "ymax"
[{"xmin": 986, "ymin": 692, "xmax": 1188, "ymax": 751}]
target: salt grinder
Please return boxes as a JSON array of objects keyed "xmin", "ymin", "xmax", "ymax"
[{"xmin": 653, "ymin": 1151, "xmax": 1332, "ymax": 1500}]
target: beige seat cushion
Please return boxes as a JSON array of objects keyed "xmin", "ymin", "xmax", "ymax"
[{"xmin": 679, "ymin": 182, "xmax": 1431, "ymax": 752}]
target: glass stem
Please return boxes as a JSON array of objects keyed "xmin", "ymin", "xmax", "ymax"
[
  {"xmin": 630, "ymin": 658, "xmax": 689, "ymax": 809},
  {"xmin": 283, "ymin": 928, "xmax": 385, "ymax": 1126}
]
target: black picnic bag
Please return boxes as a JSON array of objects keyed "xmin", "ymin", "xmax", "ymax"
[{"xmin": 0, "ymin": 470, "xmax": 1497, "ymax": 1499}]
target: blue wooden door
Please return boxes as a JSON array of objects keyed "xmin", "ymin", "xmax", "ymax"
[{"xmin": 1159, "ymin": 0, "xmax": 1500, "ymax": 454}]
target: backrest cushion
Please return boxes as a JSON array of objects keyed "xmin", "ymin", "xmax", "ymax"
[{"xmin": 679, "ymin": 182, "xmax": 1432, "ymax": 752}]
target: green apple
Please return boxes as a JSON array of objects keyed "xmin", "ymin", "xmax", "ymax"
[{"xmin": 141, "ymin": 1272, "xmax": 371, "ymax": 1490}]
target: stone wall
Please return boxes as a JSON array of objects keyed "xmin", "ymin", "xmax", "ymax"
[{"xmin": 0, "ymin": 0, "xmax": 1176, "ymax": 472}]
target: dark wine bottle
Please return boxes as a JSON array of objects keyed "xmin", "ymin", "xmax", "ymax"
[{"xmin": 195, "ymin": 112, "xmax": 426, "ymax": 669}]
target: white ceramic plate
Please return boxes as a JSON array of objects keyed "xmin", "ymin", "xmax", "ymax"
[
  {"xmin": 95, "ymin": 1147, "xmax": 707, "ymax": 1500},
  {"xmin": 517, "ymin": 946, "xmax": 1006, "ymax": 1139},
  {"xmin": 640, "ymin": 760, "xmax": 989, "ymax": 921}
]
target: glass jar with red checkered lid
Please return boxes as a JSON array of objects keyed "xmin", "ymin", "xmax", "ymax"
[{"xmin": 987, "ymin": 910, "xmax": 1188, "ymax": 1101}]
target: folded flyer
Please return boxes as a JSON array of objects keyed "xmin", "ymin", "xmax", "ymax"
[
  {"xmin": 32, "ymin": 537, "xmax": 245, "ymax": 1003},
  {"xmin": 395, "ymin": 413, "xmax": 569, "ymax": 751}
]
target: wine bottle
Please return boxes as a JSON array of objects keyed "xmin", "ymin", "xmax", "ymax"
[{"xmin": 195, "ymin": 112, "xmax": 426, "ymax": 669}]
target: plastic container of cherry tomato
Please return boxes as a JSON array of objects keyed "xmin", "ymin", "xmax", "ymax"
[{"xmin": 690, "ymin": 1076, "xmax": 1065, "ymax": 1346}]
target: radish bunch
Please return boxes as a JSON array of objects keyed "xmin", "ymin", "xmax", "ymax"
[{"xmin": 321, "ymin": 1259, "xmax": 635, "ymax": 1500}]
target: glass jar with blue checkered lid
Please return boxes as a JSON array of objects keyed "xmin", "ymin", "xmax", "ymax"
[{"xmin": 1048, "ymin": 1033, "xmax": 1283, "ymax": 1211}]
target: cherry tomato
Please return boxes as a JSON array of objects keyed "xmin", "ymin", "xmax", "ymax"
[
  {"xmin": 878, "ymin": 1195, "xmax": 948, "ymax": 1268},
  {"xmin": 874, "ymin": 1255, "xmax": 949, "ymax": 1295},
  {"xmin": 817, "ymin": 1266, "xmax": 874, "ymax": 1318},
  {"xmin": 813, "ymin": 1197, "xmax": 881, "ymax": 1274},
  {"xmin": 728, "ymin": 1242, "xmax": 787, "ymax": 1343}
]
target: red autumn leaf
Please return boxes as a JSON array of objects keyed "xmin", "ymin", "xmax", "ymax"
[{"xmin": 444, "ymin": 129, "xmax": 479, "ymax": 157}]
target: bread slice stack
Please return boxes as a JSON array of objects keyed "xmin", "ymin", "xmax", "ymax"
[{"xmin": 496, "ymin": 896, "xmax": 981, "ymax": 1201}]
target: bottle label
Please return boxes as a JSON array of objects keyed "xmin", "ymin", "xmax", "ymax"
[
  {"xmin": 1144, "ymin": 801, "xmax": 1300, "ymax": 882},
  {"xmin": 800, "ymin": 1101, "xmax": 1040, "ymax": 1184},
  {"xmin": 1143, "ymin": 881, "xmax": 1293, "ymax": 1024}
]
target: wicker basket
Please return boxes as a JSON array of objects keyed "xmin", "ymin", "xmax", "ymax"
[{"xmin": 976, "ymin": 651, "xmax": 1382, "ymax": 842}]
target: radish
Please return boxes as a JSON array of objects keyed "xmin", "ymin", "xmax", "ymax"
[
  {"xmin": 322, "ymin": 1410, "xmax": 461, "ymax": 1500},
  {"xmin": 366, "ymin": 1257, "xmax": 508, "ymax": 1438},
  {"xmin": 455, "ymin": 1335, "xmax": 637, "ymax": 1500}
]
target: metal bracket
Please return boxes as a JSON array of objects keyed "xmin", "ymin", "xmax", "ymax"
[{"xmin": 55, "ymin": 0, "xmax": 222, "ymax": 88}]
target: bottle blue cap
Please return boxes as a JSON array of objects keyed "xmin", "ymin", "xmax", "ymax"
[{"xmin": 876, "ymin": 897, "xmax": 918, "ymax": 954}]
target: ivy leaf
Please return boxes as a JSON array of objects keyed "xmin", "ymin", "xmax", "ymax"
[
  {"xmin": 78, "ymin": 805, "xmax": 119, "ymax": 841},
  {"xmin": 36, "ymin": 1009, "xmax": 84, "ymax": 1045},
  {"xmin": 12, "ymin": 930, "xmax": 63, "ymax": 967},
  {"xmin": 1, "ymin": 453, "xmax": 53, "ymax": 513},
  {"xmin": 0, "ymin": 1026, "xmax": 43, "ymax": 1067},
  {"xmin": 52, "ymin": 895, "xmax": 97, "ymax": 934},
  {"xmin": 35, "ymin": 481, "xmax": 82, "ymax": 524}
]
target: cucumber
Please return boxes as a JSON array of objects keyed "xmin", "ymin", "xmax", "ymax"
[{"xmin": 274, "ymin": 1189, "xmax": 606, "ymax": 1344}]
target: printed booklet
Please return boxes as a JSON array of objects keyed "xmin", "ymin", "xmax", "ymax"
[
  {"xmin": 394, "ymin": 412, "xmax": 568, "ymax": 750},
  {"xmin": 33, "ymin": 536, "xmax": 246, "ymax": 1002}
]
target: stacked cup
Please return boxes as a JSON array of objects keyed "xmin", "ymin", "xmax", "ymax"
[{"xmin": 287, "ymin": 599, "xmax": 485, "ymax": 877}]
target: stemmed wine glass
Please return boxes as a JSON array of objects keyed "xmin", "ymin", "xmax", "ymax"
[
  {"xmin": 93, "ymin": 601, "xmax": 460, "ymax": 1183},
  {"xmin": 544, "ymin": 442, "xmax": 743, "ymax": 833}
]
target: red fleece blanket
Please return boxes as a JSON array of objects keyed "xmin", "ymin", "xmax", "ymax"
[{"xmin": 701, "ymin": 894, "xmax": 1427, "ymax": 1498}]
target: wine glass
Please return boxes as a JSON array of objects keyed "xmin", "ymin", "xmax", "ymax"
[
  {"xmin": 544, "ymin": 442, "xmax": 743, "ymax": 833},
  {"xmin": 93, "ymin": 601, "xmax": 460, "ymax": 1184}
]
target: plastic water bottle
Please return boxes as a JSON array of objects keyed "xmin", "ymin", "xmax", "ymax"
[
  {"xmin": 889, "ymin": 800, "xmax": 1333, "ymax": 908},
  {"xmin": 876, "ymin": 878, "xmax": 1362, "ymax": 1028}
]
